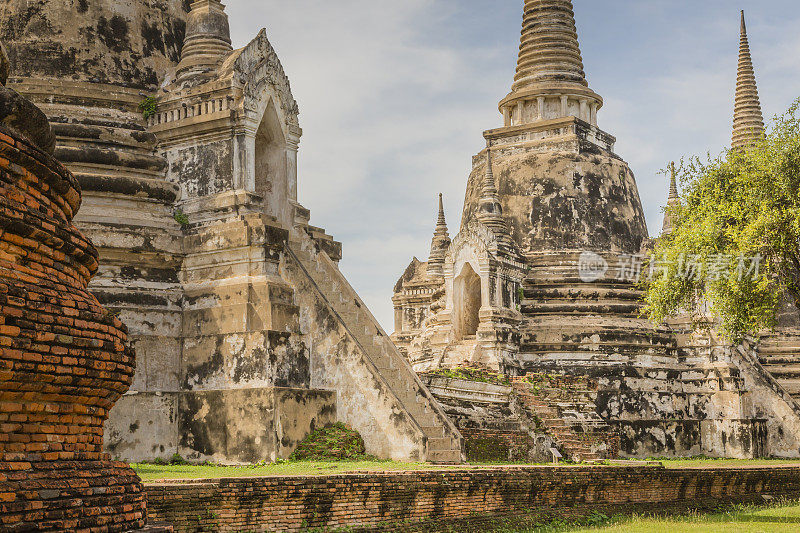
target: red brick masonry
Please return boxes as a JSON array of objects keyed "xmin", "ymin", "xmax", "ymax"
[
  {"xmin": 145, "ymin": 465, "xmax": 800, "ymax": 532},
  {"xmin": 0, "ymin": 125, "xmax": 146, "ymax": 531}
]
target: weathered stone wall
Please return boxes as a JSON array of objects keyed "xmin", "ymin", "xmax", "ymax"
[
  {"xmin": 464, "ymin": 126, "xmax": 648, "ymax": 255},
  {"xmin": 144, "ymin": 465, "xmax": 800, "ymax": 532},
  {"xmin": 0, "ymin": 91, "xmax": 146, "ymax": 530},
  {"xmin": 178, "ymin": 387, "xmax": 336, "ymax": 464},
  {"xmin": 0, "ymin": 0, "xmax": 188, "ymax": 89}
]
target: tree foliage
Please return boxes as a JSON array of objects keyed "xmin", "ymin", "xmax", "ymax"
[{"xmin": 644, "ymin": 98, "xmax": 800, "ymax": 339}]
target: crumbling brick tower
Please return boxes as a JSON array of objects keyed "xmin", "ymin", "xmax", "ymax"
[{"xmin": 0, "ymin": 51, "xmax": 149, "ymax": 531}]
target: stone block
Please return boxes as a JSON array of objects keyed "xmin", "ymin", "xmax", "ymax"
[
  {"xmin": 104, "ymin": 392, "xmax": 180, "ymax": 463},
  {"xmin": 178, "ymin": 387, "xmax": 336, "ymax": 464}
]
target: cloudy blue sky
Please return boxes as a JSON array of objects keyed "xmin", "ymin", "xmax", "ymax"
[{"xmin": 226, "ymin": 0, "xmax": 800, "ymax": 330}]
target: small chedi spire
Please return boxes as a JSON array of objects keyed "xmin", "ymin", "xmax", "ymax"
[
  {"xmin": 427, "ymin": 193, "xmax": 451, "ymax": 276},
  {"xmin": 499, "ymin": 0, "xmax": 602, "ymax": 128},
  {"xmin": 477, "ymin": 148, "xmax": 511, "ymax": 242},
  {"xmin": 176, "ymin": 0, "xmax": 233, "ymax": 80},
  {"xmin": 732, "ymin": 10, "xmax": 765, "ymax": 150},
  {"xmin": 661, "ymin": 162, "xmax": 680, "ymax": 236}
]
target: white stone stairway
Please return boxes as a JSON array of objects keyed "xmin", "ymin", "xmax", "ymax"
[{"xmin": 288, "ymin": 229, "xmax": 463, "ymax": 464}]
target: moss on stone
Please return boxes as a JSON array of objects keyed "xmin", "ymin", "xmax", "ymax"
[
  {"xmin": 423, "ymin": 367, "xmax": 511, "ymax": 386},
  {"xmin": 139, "ymin": 96, "xmax": 159, "ymax": 120},
  {"xmin": 290, "ymin": 423, "xmax": 366, "ymax": 461}
]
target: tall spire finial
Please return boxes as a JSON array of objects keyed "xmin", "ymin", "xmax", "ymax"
[
  {"xmin": 661, "ymin": 162, "xmax": 680, "ymax": 236},
  {"xmin": 437, "ymin": 193, "xmax": 447, "ymax": 227},
  {"xmin": 668, "ymin": 162, "xmax": 678, "ymax": 200},
  {"xmin": 176, "ymin": 0, "xmax": 233, "ymax": 81},
  {"xmin": 732, "ymin": 10, "xmax": 765, "ymax": 150},
  {"xmin": 513, "ymin": 0, "xmax": 587, "ymax": 90},
  {"xmin": 427, "ymin": 194, "xmax": 451, "ymax": 276},
  {"xmin": 499, "ymin": 0, "xmax": 603, "ymax": 129}
]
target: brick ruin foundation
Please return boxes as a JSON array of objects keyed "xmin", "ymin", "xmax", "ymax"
[
  {"xmin": 0, "ymin": 55, "xmax": 155, "ymax": 531},
  {"xmin": 145, "ymin": 465, "xmax": 800, "ymax": 532}
]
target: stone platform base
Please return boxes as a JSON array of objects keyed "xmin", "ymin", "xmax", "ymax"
[
  {"xmin": 614, "ymin": 418, "xmax": 768, "ymax": 459},
  {"xmin": 104, "ymin": 387, "xmax": 337, "ymax": 464}
]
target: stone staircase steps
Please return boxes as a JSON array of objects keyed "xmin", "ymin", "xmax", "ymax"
[
  {"xmin": 761, "ymin": 365, "xmax": 800, "ymax": 377},
  {"xmin": 755, "ymin": 331, "xmax": 800, "ymax": 404},
  {"xmin": 289, "ymin": 231, "xmax": 463, "ymax": 463},
  {"xmin": 776, "ymin": 379, "xmax": 800, "ymax": 395},
  {"xmin": 511, "ymin": 375, "xmax": 619, "ymax": 462},
  {"xmin": 522, "ymin": 285, "xmax": 644, "ymax": 300}
]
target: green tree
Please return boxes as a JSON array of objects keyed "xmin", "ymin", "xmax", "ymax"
[{"xmin": 644, "ymin": 98, "xmax": 800, "ymax": 339}]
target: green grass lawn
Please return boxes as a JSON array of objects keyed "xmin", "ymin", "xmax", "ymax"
[
  {"xmin": 659, "ymin": 458, "xmax": 800, "ymax": 469},
  {"xmin": 135, "ymin": 457, "xmax": 800, "ymax": 481},
  {"xmin": 453, "ymin": 501, "xmax": 800, "ymax": 532},
  {"xmin": 564, "ymin": 502, "xmax": 800, "ymax": 533},
  {"xmin": 133, "ymin": 458, "xmax": 800, "ymax": 481},
  {"xmin": 133, "ymin": 460, "xmax": 462, "ymax": 481}
]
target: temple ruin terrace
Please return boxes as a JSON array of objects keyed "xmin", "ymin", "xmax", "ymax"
[{"xmin": 2, "ymin": 0, "xmax": 800, "ymax": 531}]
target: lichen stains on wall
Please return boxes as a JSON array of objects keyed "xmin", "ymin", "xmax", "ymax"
[
  {"xmin": 178, "ymin": 388, "xmax": 337, "ymax": 464},
  {"xmin": 0, "ymin": 0, "xmax": 188, "ymax": 88},
  {"xmin": 181, "ymin": 332, "xmax": 311, "ymax": 391},
  {"xmin": 462, "ymin": 148, "xmax": 648, "ymax": 254},
  {"xmin": 167, "ymin": 140, "xmax": 234, "ymax": 199}
]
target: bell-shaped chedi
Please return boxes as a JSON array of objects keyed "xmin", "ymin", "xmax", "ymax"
[
  {"xmin": 0, "ymin": 0, "xmax": 187, "ymax": 87},
  {"xmin": 453, "ymin": 0, "xmax": 663, "ymax": 375},
  {"xmin": 462, "ymin": 0, "xmax": 647, "ymax": 256},
  {"xmin": 0, "ymin": 0, "xmax": 188, "ymax": 210},
  {"xmin": 732, "ymin": 11, "xmax": 765, "ymax": 150},
  {"xmin": 0, "ymin": 48, "xmax": 147, "ymax": 531}
]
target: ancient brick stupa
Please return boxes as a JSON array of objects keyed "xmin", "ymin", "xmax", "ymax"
[{"xmin": 0, "ymin": 46, "xmax": 152, "ymax": 530}]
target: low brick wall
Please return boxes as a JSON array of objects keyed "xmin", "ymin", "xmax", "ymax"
[{"xmin": 144, "ymin": 465, "xmax": 800, "ymax": 532}]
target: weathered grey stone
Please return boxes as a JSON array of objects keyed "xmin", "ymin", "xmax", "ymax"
[{"xmin": 392, "ymin": 0, "xmax": 797, "ymax": 460}]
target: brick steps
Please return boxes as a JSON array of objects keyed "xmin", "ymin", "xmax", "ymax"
[
  {"xmin": 511, "ymin": 374, "xmax": 619, "ymax": 462},
  {"xmin": 289, "ymin": 231, "xmax": 463, "ymax": 463}
]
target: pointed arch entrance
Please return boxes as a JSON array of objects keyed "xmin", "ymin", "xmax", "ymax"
[
  {"xmin": 254, "ymin": 99, "xmax": 286, "ymax": 216},
  {"xmin": 454, "ymin": 263, "xmax": 481, "ymax": 340}
]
